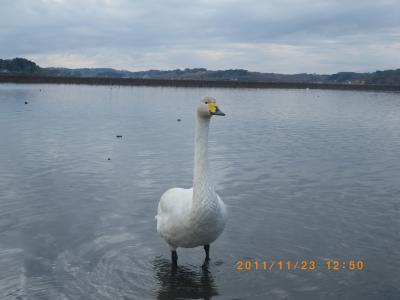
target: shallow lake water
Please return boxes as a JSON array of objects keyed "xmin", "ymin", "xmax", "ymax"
[{"xmin": 0, "ymin": 83, "xmax": 399, "ymax": 299}]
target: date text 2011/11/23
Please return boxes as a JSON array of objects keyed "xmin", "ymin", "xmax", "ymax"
[{"xmin": 236, "ymin": 260, "xmax": 364, "ymax": 271}]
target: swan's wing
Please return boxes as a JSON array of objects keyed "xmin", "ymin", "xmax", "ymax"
[
  {"xmin": 157, "ymin": 188, "xmax": 192, "ymax": 216},
  {"xmin": 156, "ymin": 188, "xmax": 193, "ymax": 237}
]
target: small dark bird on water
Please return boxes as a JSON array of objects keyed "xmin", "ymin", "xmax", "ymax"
[
  {"xmin": 107, "ymin": 158, "xmax": 111, "ymax": 161},
  {"xmin": 116, "ymin": 135, "xmax": 123, "ymax": 138},
  {"xmin": 24, "ymin": 101, "xmax": 28, "ymax": 104},
  {"xmin": 177, "ymin": 118, "xmax": 181, "ymax": 122}
]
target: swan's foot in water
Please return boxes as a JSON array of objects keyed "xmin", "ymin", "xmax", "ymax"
[
  {"xmin": 204, "ymin": 244, "xmax": 210, "ymax": 261},
  {"xmin": 171, "ymin": 250, "xmax": 178, "ymax": 266},
  {"xmin": 202, "ymin": 257, "xmax": 210, "ymax": 270}
]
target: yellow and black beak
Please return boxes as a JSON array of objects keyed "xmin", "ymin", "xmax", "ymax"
[{"xmin": 208, "ymin": 102, "xmax": 226, "ymax": 116}]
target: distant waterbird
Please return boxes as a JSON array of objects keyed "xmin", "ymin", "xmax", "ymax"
[{"xmin": 156, "ymin": 97, "xmax": 227, "ymax": 266}]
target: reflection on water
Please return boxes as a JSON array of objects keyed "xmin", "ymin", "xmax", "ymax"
[
  {"xmin": 0, "ymin": 84, "xmax": 400, "ymax": 299},
  {"xmin": 154, "ymin": 258, "xmax": 218, "ymax": 300}
]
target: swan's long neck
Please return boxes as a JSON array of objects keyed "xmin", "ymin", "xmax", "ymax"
[
  {"xmin": 192, "ymin": 115, "xmax": 213, "ymax": 209},
  {"xmin": 193, "ymin": 116, "xmax": 210, "ymax": 187}
]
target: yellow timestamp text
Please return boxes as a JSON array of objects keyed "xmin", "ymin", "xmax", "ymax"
[{"xmin": 236, "ymin": 259, "xmax": 364, "ymax": 271}]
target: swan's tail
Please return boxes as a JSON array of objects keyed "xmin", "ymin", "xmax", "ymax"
[{"xmin": 155, "ymin": 215, "xmax": 162, "ymax": 233}]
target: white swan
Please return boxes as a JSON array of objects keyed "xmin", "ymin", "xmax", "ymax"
[{"xmin": 156, "ymin": 97, "xmax": 227, "ymax": 264}]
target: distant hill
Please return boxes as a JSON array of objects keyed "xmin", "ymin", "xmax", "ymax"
[
  {"xmin": 1, "ymin": 57, "xmax": 399, "ymax": 85},
  {"xmin": 364, "ymin": 69, "xmax": 400, "ymax": 85},
  {"xmin": 0, "ymin": 58, "xmax": 42, "ymax": 74}
]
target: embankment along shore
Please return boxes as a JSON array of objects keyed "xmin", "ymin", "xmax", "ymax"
[{"xmin": 1, "ymin": 75, "xmax": 399, "ymax": 92}]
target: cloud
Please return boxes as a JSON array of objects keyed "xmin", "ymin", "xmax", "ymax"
[{"xmin": 1, "ymin": 0, "xmax": 400, "ymax": 73}]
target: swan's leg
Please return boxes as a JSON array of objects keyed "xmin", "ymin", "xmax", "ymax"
[
  {"xmin": 204, "ymin": 244, "xmax": 210, "ymax": 260},
  {"xmin": 171, "ymin": 250, "xmax": 178, "ymax": 265}
]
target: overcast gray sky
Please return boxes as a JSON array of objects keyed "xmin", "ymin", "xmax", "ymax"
[{"xmin": 1, "ymin": 0, "xmax": 399, "ymax": 73}]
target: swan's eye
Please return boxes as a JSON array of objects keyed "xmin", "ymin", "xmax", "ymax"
[{"xmin": 205, "ymin": 102, "xmax": 208, "ymax": 104}]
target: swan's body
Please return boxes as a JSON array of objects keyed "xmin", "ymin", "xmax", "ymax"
[
  {"xmin": 157, "ymin": 187, "xmax": 226, "ymax": 248},
  {"xmin": 156, "ymin": 97, "xmax": 227, "ymax": 263}
]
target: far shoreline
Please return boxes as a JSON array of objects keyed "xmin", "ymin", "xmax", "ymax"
[{"xmin": 1, "ymin": 75, "xmax": 399, "ymax": 92}]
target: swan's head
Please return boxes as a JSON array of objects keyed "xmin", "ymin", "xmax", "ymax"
[{"xmin": 197, "ymin": 97, "xmax": 225, "ymax": 118}]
